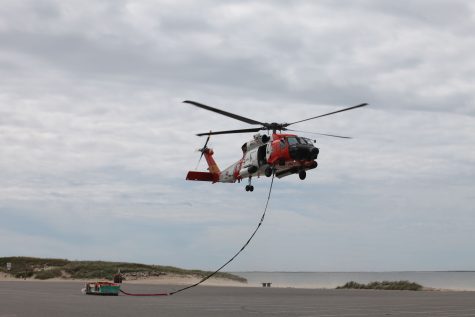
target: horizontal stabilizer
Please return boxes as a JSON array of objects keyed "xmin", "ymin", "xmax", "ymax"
[{"xmin": 186, "ymin": 171, "xmax": 216, "ymax": 182}]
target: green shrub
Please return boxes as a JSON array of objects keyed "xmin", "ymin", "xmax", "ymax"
[
  {"xmin": 337, "ymin": 281, "xmax": 366, "ymax": 289},
  {"xmin": 14, "ymin": 271, "xmax": 34, "ymax": 279},
  {"xmin": 0, "ymin": 257, "xmax": 246, "ymax": 283},
  {"xmin": 34, "ymin": 269, "xmax": 63, "ymax": 280},
  {"xmin": 337, "ymin": 280, "xmax": 423, "ymax": 291}
]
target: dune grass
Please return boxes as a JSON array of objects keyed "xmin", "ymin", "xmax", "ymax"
[
  {"xmin": 0, "ymin": 256, "xmax": 246, "ymax": 283},
  {"xmin": 336, "ymin": 280, "xmax": 423, "ymax": 291}
]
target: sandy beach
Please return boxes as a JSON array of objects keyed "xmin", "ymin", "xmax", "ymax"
[
  {"xmin": 2, "ymin": 280, "xmax": 475, "ymax": 317},
  {"xmin": 0, "ymin": 271, "xmax": 248, "ymax": 287}
]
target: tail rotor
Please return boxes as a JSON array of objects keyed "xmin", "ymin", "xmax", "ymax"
[{"xmin": 195, "ymin": 132, "xmax": 211, "ymax": 169}]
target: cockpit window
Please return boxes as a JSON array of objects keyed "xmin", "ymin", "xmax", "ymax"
[{"xmin": 287, "ymin": 137, "xmax": 298, "ymax": 145}]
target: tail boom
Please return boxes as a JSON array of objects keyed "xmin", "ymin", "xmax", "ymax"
[
  {"xmin": 186, "ymin": 171, "xmax": 219, "ymax": 182},
  {"xmin": 186, "ymin": 148, "xmax": 221, "ymax": 183}
]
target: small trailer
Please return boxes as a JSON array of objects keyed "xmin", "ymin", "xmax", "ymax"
[{"xmin": 84, "ymin": 281, "xmax": 121, "ymax": 296}]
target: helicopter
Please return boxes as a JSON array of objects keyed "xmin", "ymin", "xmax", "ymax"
[{"xmin": 184, "ymin": 100, "xmax": 367, "ymax": 192}]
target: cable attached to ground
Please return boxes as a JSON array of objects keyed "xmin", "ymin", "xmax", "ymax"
[
  {"xmin": 120, "ymin": 172, "xmax": 275, "ymax": 297},
  {"xmin": 119, "ymin": 289, "xmax": 168, "ymax": 296}
]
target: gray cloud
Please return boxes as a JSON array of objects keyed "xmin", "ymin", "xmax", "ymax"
[{"xmin": 1, "ymin": 0, "xmax": 474, "ymax": 271}]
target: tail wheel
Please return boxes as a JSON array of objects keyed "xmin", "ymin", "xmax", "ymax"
[{"xmin": 299, "ymin": 170, "xmax": 306, "ymax": 180}]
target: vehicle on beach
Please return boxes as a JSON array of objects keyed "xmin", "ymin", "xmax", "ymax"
[{"xmin": 82, "ymin": 281, "xmax": 121, "ymax": 296}]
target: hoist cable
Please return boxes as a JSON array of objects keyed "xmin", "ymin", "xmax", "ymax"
[
  {"xmin": 119, "ymin": 289, "xmax": 168, "ymax": 296},
  {"xmin": 120, "ymin": 172, "xmax": 275, "ymax": 297},
  {"xmin": 170, "ymin": 172, "xmax": 275, "ymax": 295}
]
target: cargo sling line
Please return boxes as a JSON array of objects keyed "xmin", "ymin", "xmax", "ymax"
[{"xmin": 120, "ymin": 172, "xmax": 275, "ymax": 297}]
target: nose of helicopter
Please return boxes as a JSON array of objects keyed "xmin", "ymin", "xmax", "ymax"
[
  {"xmin": 310, "ymin": 147, "xmax": 319, "ymax": 159},
  {"xmin": 289, "ymin": 145, "xmax": 319, "ymax": 160}
]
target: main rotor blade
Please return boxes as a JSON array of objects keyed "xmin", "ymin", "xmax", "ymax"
[
  {"xmin": 184, "ymin": 100, "xmax": 264, "ymax": 125},
  {"xmin": 286, "ymin": 103, "xmax": 368, "ymax": 126},
  {"xmin": 286, "ymin": 129, "xmax": 352, "ymax": 139},
  {"xmin": 196, "ymin": 127, "xmax": 262, "ymax": 136}
]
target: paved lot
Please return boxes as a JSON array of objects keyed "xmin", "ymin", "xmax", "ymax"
[{"xmin": 1, "ymin": 281, "xmax": 475, "ymax": 316}]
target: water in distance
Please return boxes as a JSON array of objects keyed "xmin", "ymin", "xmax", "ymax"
[{"xmin": 232, "ymin": 271, "xmax": 475, "ymax": 291}]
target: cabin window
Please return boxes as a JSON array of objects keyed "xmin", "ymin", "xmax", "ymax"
[{"xmin": 279, "ymin": 139, "xmax": 286, "ymax": 149}]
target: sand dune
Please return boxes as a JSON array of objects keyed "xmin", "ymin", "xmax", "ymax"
[{"xmin": 0, "ymin": 272, "xmax": 248, "ymax": 287}]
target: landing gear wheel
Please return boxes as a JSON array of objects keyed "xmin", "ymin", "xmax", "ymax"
[
  {"xmin": 299, "ymin": 170, "xmax": 306, "ymax": 180},
  {"xmin": 245, "ymin": 177, "xmax": 254, "ymax": 192},
  {"xmin": 264, "ymin": 166, "xmax": 273, "ymax": 177}
]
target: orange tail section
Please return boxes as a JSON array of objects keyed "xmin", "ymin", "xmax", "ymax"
[
  {"xmin": 186, "ymin": 148, "xmax": 220, "ymax": 183},
  {"xmin": 203, "ymin": 148, "xmax": 220, "ymax": 175},
  {"xmin": 186, "ymin": 171, "xmax": 216, "ymax": 182}
]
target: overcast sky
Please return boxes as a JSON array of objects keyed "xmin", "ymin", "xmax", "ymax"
[{"xmin": 1, "ymin": 0, "xmax": 474, "ymax": 272}]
